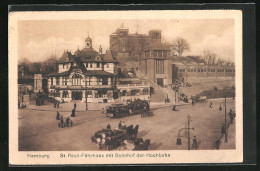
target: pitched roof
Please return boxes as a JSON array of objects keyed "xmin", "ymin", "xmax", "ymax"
[
  {"xmin": 47, "ymin": 71, "xmax": 70, "ymax": 77},
  {"xmin": 84, "ymin": 70, "xmax": 116, "ymax": 76},
  {"xmin": 74, "ymin": 47, "xmax": 99, "ymax": 59}
]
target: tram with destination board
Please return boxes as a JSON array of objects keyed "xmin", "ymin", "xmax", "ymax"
[{"xmin": 106, "ymin": 99, "xmax": 150, "ymax": 118}]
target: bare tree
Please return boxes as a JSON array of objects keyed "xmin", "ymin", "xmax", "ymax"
[
  {"xmin": 204, "ymin": 50, "xmax": 217, "ymax": 65},
  {"xmin": 171, "ymin": 37, "xmax": 190, "ymax": 57}
]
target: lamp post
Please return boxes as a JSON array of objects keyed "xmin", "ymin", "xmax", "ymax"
[
  {"xmin": 85, "ymin": 78, "xmax": 88, "ymax": 111},
  {"xmin": 219, "ymin": 98, "xmax": 228, "ymax": 143},
  {"xmin": 176, "ymin": 115, "xmax": 194, "ymax": 150}
]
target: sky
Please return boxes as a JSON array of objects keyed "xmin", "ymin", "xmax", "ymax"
[{"xmin": 18, "ymin": 19, "xmax": 234, "ymax": 63}]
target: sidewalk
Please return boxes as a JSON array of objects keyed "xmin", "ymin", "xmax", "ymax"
[
  {"xmin": 24, "ymin": 101, "xmax": 190, "ymax": 112},
  {"xmin": 220, "ymin": 120, "xmax": 236, "ymax": 149}
]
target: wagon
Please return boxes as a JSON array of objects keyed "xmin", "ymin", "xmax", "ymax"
[{"xmin": 91, "ymin": 129, "xmax": 127, "ymax": 150}]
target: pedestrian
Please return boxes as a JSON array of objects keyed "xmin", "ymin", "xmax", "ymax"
[
  {"xmin": 71, "ymin": 108, "xmax": 75, "ymax": 117},
  {"xmin": 122, "ymin": 121, "xmax": 126, "ymax": 129},
  {"xmin": 210, "ymin": 102, "xmax": 213, "ymax": 108},
  {"xmin": 192, "ymin": 136, "xmax": 198, "ymax": 149},
  {"xmin": 74, "ymin": 102, "xmax": 77, "ymax": 110},
  {"xmin": 229, "ymin": 109, "xmax": 233, "ymax": 119},
  {"xmin": 172, "ymin": 105, "xmax": 176, "ymax": 111},
  {"xmin": 118, "ymin": 121, "xmax": 122, "ymax": 129},
  {"xmin": 56, "ymin": 111, "xmax": 60, "ymax": 120},
  {"xmin": 219, "ymin": 104, "xmax": 222, "ymax": 111},
  {"xmin": 192, "ymin": 100, "xmax": 194, "ymax": 106},
  {"xmin": 107, "ymin": 123, "xmax": 111, "ymax": 129},
  {"xmin": 230, "ymin": 113, "xmax": 234, "ymax": 124}
]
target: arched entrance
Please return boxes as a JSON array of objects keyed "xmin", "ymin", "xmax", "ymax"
[{"xmin": 72, "ymin": 91, "xmax": 82, "ymax": 100}]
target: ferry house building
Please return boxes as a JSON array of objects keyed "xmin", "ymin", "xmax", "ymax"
[{"xmin": 47, "ymin": 36, "xmax": 118, "ymax": 103}]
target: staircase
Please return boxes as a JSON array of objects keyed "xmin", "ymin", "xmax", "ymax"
[{"xmin": 135, "ymin": 69, "xmax": 176, "ymax": 103}]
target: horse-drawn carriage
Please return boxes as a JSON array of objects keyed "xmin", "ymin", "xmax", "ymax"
[
  {"xmin": 91, "ymin": 124, "xmax": 141, "ymax": 150},
  {"xmin": 106, "ymin": 99, "xmax": 150, "ymax": 118}
]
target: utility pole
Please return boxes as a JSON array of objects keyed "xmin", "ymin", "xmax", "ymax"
[
  {"xmin": 224, "ymin": 98, "xmax": 227, "ymax": 143},
  {"xmin": 86, "ymin": 78, "xmax": 88, "ymax": 111},
  {"xmin": 187, "ymin": 115, "xmax": 191, "ymax": 150}
]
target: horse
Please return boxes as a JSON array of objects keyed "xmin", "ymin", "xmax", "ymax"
[{"xmin": 133, "ymin": 125, "xmax": 139, "ymax": 139}]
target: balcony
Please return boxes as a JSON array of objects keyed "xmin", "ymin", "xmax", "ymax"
[
  {"xmin": 50, "ymin": 85, "xmax": 114, "ymax": 90},
  {"xmin": 117, "ymin": 83, "xmax": 150, "ymax": 88}
]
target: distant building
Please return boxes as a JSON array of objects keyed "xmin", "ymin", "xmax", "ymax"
[
  {"xmin": 139, "ymin": 43, "xmax": 173, "ymax": 87},
  {"xmin": 139, "ymin": 43, "xmax": 235, "ymax": 87},
  {"xmin": 117, "ymin": 78, "xmax": 150, "ymax": 102},
  {"xmin": 110, "ymin": 27, "xmax": 162, "ymax": 63},
  {"xmin": 47, "ymin": 36, "xmax": 119, "ymax": 103}
]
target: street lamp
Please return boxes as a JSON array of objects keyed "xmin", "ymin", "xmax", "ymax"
[
  {"xmin": 219, "ymin": 97, "xmax": 228, "ymax": 143},
  {"xmin": 176, "ymin": 115, "xmax": 194, "ymax": 150},
  {"xmin": 85, "ymin": 78, "xmax": 88, "ymax": 111}
]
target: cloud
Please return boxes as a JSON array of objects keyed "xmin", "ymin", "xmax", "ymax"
[
  {"xmin": 21, "ymin": 37, "xmax": 85, "ymax": 62},
  {"xmin": 188, "ymin": 26, "xmax": 234, "ymax": 62}
]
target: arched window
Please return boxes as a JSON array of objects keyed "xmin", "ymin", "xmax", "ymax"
[{"xmin": 72, "ymin": 74, "xmax": 83, "ymax": 85}]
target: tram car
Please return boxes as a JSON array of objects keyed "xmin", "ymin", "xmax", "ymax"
[
  {"xmin": 91, "ymin": 129, "xmax": 127, "ymax": 150},
  {"xmin": 191, "ymin": 95, "xmax": 207, "ymax": 103},
  {"xmin": 106, "ymin": 99, "xmax": 150, "ymax": 118}
]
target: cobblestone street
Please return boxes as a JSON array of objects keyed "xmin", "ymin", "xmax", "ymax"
[{"xmin": 19, "ymin": 98, "xmax": 236, "ymax": 151}]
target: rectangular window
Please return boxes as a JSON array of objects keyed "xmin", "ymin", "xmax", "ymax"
[
  {"xmin": 102, "ymin": 77, "xmax": 108, "ymax": 85},
  {"xmin": 107, "ymin": 64, "xmax": 109, "ymax": 68},
  {"xmin": 155, "ymin": 60, "xmax": 164, "ymax": 74},
  {"xmin": 63, "ymin": 64, "xmax": 65, "ymax": 69},
  {"xmin": 51, "ymin": 77, "xmax": 53, "ymax": 85},
  {"xmin": 153, "ymin": 50, "xmax": 157, "ymax": 57},
  {"xmin": 90, "ymin": 63, "xmax": 93, "ymax": 68},
  {"xmin": 97, "ymin": 78, "xmax": 102, "ymax": 85},
  {"xmin": 56, "ymin": 77, "xmax": 59, "ymax": 85},
  {"xmin": 158, "ymin": 50, "xmax": 162, "ymax": 57},
  {"xmin": 62, "ymin": 77, "xmax": 67, "ymax": 85},
  {"xmin": 163, "ymin": 51, "xmax": 167, "ymax": 57},
  {"xmin": 86, "ymin": 63, "xmax": 88, "ymax": 68},
  {"xmin": 145, "ymin": 61, "xmax": 148, "ymax": 74},
  {"xmin": 97, "ymin": 62, "xmax": 100, "ymax": 68}
]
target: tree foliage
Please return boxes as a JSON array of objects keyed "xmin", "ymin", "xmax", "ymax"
[{"xmin": 171, "ymin": 37, "xmax": 190, "ymax": 57}]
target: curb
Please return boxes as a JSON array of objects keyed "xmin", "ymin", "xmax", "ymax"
[{"xmin": 22, "ymin": 102, "xmax": 190, "ymax": 112}]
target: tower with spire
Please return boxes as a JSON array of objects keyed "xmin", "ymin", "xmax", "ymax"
[{"xmin": 85, "ymin": 33, "xmax": 92, "ymax": 49}]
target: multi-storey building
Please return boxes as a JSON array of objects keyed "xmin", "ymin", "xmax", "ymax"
[
  {"xmin": 47, "ymin": 36, "xmax": 118, "ymax": 103},
  {"xmin": 110, "ymin": 27, "xmax": 162, "ymax": 62},
  {"xmin": 139, "ymin": 43, "xmax": 173, "ymax": 87}
]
